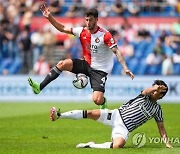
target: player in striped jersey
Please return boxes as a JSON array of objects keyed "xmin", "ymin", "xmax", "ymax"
[
  {"xmin": 50, "ymin": 80, "xmax": 173, "ymax": 149},
  {"xmin": 28, "ymin": 4, "xmax": 134, "ymax": 109}
]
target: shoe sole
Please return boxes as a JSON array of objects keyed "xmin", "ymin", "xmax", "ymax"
[{"xmin": 50, "ymin": 107, "xmax": 56, "ymax": 121}]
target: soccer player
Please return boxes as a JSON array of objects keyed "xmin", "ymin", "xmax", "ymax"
[
  {"xmin": 50, "ymin": 80, "xmax": 173, "ymax": 149},
  {"xmin": 28, "ymin": 4, "xmax": 134, "ymax": 109}
]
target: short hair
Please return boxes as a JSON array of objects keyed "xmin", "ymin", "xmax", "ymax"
[
  {"xmin": 152, "ymin": 80, "xmax": 168, "ymax": 98},
  {"xmin": 85, "ymin": 8, "xmax": 98, "ymax": 18}
]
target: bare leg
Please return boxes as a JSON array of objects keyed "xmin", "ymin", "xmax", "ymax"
[{"xmin": 93, "ymin": 91, "xmax": 106, "ymax": 105}]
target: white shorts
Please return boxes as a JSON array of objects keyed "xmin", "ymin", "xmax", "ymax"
[{"xmin": 97, "ymin": 109, "xmax": 129, "ymax": 141}]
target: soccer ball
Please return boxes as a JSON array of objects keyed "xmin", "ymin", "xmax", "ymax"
[{"xmin": 72, "ymin": 73, "xmax": 88, "ymax": 89}]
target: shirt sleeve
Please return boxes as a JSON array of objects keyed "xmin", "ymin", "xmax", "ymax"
[
  {"xmin": 71, "ymin": 27, "xmax": 83, "ymax": 37},
  {"xmin": 104, "ymin": 32, "xmax": 117, "ymax": 49},
  {"xmin": 154, "ymin": 106, "xmax": 163, "ymax": 122}
]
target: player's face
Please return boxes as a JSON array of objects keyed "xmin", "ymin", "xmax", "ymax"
[
  {"xmin": 85, "ymin": 16, "xmax": 98, "ymax": 31},
  {"xmin": 151, "ymin": 90, "xmax": 164, "ymax": 100}
]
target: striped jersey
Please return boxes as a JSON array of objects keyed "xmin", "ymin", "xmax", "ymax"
[
  {"xmin": 119, "ymin": 93, "xmax": 163, "ymax": 132},
  {"xmin": 71, "ymin": 26, "xmax": 117, "ymax": 73}
]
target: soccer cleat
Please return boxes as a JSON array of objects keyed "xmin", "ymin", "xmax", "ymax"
[
  {"xmin": 50, "ymin": 107, "xmax": 61, "ymax": 121},
  {"xmin": 28, "ymin": 77, "xmax": 41, "ymax": 94},
  {"xmin": 100, "ymin": 98, "xmax": 107, "ymax": 109},
  {"xmin": 76, "ymin": 141, "xmax": 95, "ymax": 148}
]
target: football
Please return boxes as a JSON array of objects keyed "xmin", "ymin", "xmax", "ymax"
[{"xmin": 72, "ymin": 73, "xmax": 88, "ymax": 89}]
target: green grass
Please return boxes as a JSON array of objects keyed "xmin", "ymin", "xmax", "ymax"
[{"xmin": 0, "ymin": 102, "xmax": 180, "ymax": 154}]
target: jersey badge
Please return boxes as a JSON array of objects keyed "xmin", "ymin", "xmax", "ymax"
[{"xmin": 95, "ymin": 37, "xmax": 100, "ymax": 43}]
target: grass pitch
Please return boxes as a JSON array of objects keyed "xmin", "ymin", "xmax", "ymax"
[{"xmin": 0, "ymin": 102, "xmax": 180, "ymax": 154}]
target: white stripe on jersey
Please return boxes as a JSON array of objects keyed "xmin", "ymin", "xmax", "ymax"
[{"xmin": 119, "ymin": 94, "xmax": 163, "ymax": 132}]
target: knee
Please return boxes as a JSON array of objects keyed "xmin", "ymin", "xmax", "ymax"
[
  {"xmin": 56, "ymin": 59, "xmax": 73, "ymax": 71},
  {"xmin": 56, "ymin": 60, "xmax": 65, "ymax": 70},
  {"xmin": 93, "ymin": 97, "xmax": 104, "ymax": 105}
]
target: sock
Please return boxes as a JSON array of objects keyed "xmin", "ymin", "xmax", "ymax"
[
  {"xmin": 90, "ymin": 142, "xmax": 112, "ymax": 149},
  {"xmin": 60, "ymin": 110, "xmax": 87, "ymax": 119},
  {"xmin": 40, "ymin": 66, "xmax": 62, "ymax": 90}
]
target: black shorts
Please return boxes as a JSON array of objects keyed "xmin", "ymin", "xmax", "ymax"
[{"xmin": 71, "ymin": 59, "xmax": 108, "ymax": 93}]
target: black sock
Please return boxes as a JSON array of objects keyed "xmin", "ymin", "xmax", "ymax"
[
  {"xmin": 110, "ymin": 142, "xmax": 113, "ymax": 148},
  {"xmin": 83, "ymin": 110, "xmax": 87, "ymax": 118},
  {"xmin": 40, "ymin": 66, "xmax": 62, "ymax": 90}
]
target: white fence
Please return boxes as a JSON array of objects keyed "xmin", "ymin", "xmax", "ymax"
[{"xmin": 0, "ymin": 76, "xmax": 179, "ymax": 102}]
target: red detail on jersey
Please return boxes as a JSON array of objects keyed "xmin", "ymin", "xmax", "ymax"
[
  {"xmin": 79, "ymin": 28, "xmax": 91, "ymax": 65},
  {"xmin": 104, "ymin": 32, "xmax": 116, "ymax": 48}
]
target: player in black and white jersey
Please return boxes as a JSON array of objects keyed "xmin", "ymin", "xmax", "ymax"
[{"xmin": 50, "ymin": 80, "xmax": 173, "ymax": 149}]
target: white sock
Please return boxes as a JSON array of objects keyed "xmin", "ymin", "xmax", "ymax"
[
  {"xmin": 60, "ymin": 110, "xmax": 84, "ymax": 119},
  {"xmin": 90, "ymin": 142, "xmax": 112, "ymax": 149}
]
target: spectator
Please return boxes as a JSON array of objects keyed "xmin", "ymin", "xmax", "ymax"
[
  {"xmin": 97, "ymin": 2, "xmax": 111, "ymax": 17},
  {"xmin": 137, "ymin": 28, "xmax": 151, "ymax": 40},
  {"xmin": 111, "ymin": 0, "xmax": 126, "ymax": 16},
  {"xmin": 21, "ymin": 11, "xmax": 33, "ymax": 29},
  {"xmin": 18, "ymin": 0, "xmax": 30, "ymax": 15},
  {"xmin": 146, "ymin": 49, "xmax": 163, "ymax": 65},
  {"xmin": 154, "ymin": 39, "xmax": 163, "ymax": 55},
  {"xmin": 32, "ymin": 55, "xmax": 50, "ymax": 75},
  {"xmin": 31, "ymin": 28, "xmax": 44, "ymax": 65},
  {"xmin": 162, "ymin": 55, "xmax": 174, "ymax": 75},
  {"xmin": 82, "ymin": 0, "xmax": 97, "ymax": 9},
  {"xmin": 4, "ymin": 17, "xmax": 20, "ymax": 59},
  {"xmin": 66, "ymin": 0, "xmax": 85, "ymax": 17},
  {"xmin": 163, "ymin": 36, "xmax": 174, "ymax": 57},
  {"xmin": 141, "ymin": 0, "xmax": 152, "ymax": 13},
  {"xmin": 0, "ymin": 3, "xmax": 4, "ymax": 21},
  {"xmin": 119, "ymin": 39, "xmax": 134, "ymax": 58},
  {"xmin": 18, "ymin": 26, "xmax": 32, "ymax": 74},
  {"xmin": 172, "ymin": 18, "xmax": 180, "ymax": 35},
  {"xmin": 49, "ymin": 0, "xmax": 63, "ymax": 15},
  {"xmin": 173, "ymin": 50, "xmax": 180, "ymax": 64},
  {"xmin": 127, "ymin": 0, "xmax": 140, "ymax": 16},
  {"xmin": 43, "ymin": 27, "xmax": 56, "ymax": 65},
  {"xmin": 121, "ymin": 18, "xmax": 137, "ymax": 42},
  {"xmin": 176, "ymin": 0, "xmax": 180, "ymax": 13},
  {"xmin": 31, "ymin": 0, "xmax": 45, "ymax": 16}
]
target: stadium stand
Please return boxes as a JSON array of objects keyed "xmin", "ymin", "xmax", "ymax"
[{"xmin": 0, "ymin": 0, "xmax": 179, "ymax": 75}]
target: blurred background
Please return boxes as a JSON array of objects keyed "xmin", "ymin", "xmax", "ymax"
[{"xmin": 0, "ymin": 0, "xmax": 179, "ymax": 102}]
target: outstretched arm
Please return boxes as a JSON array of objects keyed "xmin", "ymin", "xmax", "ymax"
[
  {"xmin": 157, "ymin": 121, "xmax": 173, "ymax": 148},
  {"xmin": 40, "ymin": 4, "xmax": 72, "ymax": 34},
  {"xmin": 111, "ymin": 46, "xmax": 134, "ymax": 79},
  {"xmin": 141, "ymin": 85, "xmax": 167, "ymax": 96}
]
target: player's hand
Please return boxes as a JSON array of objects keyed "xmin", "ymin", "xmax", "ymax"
[
  {"xmin": 166, "ymin": 143, "xmax": 173, "ymax": 148},
  {"xmin": 154, "ymin": 85, "xmax": 167, "ymax": 93},
  {"xmin": 125, "ymin": 69, "xmax": 134, "ymax": 80},
  {"xmin": 40, "ymin": 4, "xmax": 51, "ymax": 18}
]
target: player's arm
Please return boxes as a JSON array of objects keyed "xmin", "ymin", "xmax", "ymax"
[
  {"xmin": 111, "ymin": 46, "xmax": 134, "ymax": 79},
  {"xmin": 141, "ymin": 85, "xmax": 167, "ymax": 96},
  {"xmin": 40, "ymin": 4, "xmax": 72, "ymax": 34},
  {"xmin": 156, "ymin": 121, "xmax": 173, "ymax": 148}
]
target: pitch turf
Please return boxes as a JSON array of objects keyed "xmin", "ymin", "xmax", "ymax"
[{"xmin": 0, "ymin": 102, "xmax": 180, "ymax": 154}]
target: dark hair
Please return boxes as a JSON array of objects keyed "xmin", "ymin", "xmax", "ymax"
[
  {"xmin": 152, "ymin": 80, "xmax": 168, "ymax": 99},
  {"xmin": 85, "ymin": 8, "xmax": 98, "ymax": 18}
]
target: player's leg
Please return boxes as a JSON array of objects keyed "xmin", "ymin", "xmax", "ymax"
[
  {"xmin": 112, "ymin": 137, "xmax": 126, "ymax": 148},
  {"xmin": 90, "ymin": 70, "xmax": 108, "ymax": 108},
  {"xmin": 77, "ymin": 109, "xmax": 115, "ymax": 149},
  {"xmin": 28, "ymin": 59, "xmax": 73, "ymax": 94},
  {"xmin": 50, "ymin": 107, "xmax": 101, "ymax": 121},
  {"xmin": 93, "ymin": 91, "xmax": 107, "ymax": 109},
  {"xmin": 77, "ymin": 137, "xmax": 125, "ymax": 149},
  {"xmin": 77, "ymin": 109, "xmax": 128, "ymax": 149}
]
